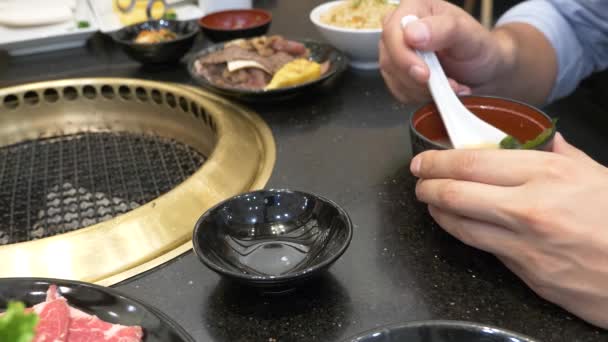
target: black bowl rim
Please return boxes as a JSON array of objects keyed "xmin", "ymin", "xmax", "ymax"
[
  {"xmin": 187, "ymin": 38, "xmax": 349, "ymax": 97},
  {"xmin": 409, "ymin": 95, "xmax": 556, "ymax": 150},
  {"xmin": 197, "ymin": 8, "xmax": 273, "ymax": 32},
  {"xmin": 342, "ymin": 320, "xmax": 539, "ymax": 342},
  {"xmin": 0, "ymin": 277, "xmax": 195, "ymax": 342},
  {"xmin": 110, "ymin": 19, "xmax": 199, "ymax": 47},
  {"xmin": 192, "ymin": 189, "xmax": 354, "ymax": 283}
]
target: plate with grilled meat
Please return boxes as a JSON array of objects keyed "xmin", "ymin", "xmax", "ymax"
[
  {"xmin": 0, "ymin": 278, "xmax": 194, "ymax": 342},
  {"xmin": 188, "ymin": 35, "xmax": 348, "ymax": 101}
]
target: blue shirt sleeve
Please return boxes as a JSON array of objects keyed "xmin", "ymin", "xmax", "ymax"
[{"xmin": 496, "ymin": 0, "xmax": 608, "ymax": 103}]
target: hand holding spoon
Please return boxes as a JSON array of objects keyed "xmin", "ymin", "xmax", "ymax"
[{"xmin": 401, "ymin": 15, "xmax": 507, "ymax": 149}]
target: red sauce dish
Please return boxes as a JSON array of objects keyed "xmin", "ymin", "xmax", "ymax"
[
  {"xmin": 198, "ymin": 9, "xmax": 272, "ymax": 42},
  {"xmin": 410, "ymin": 96, "xmax": 556, "ymax": 154}
]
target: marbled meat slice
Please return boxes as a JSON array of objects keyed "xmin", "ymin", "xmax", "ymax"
[
  {"xmin": 63, "ymin": 307, "xmax": 144, "ymax": 342},
  {"xmin": 271, "ymin": 38, "xmax": 307, "ymax": 56},
  {"xmin": 44, "ymin": 285, "xmax": 144, "ymax": 342},
  {"xmin": 198, "ymin": 45, "xmax": 296, "ymax": 74},
  {"xmin": 31, "ymin": 297, "xmax": 70, "ymax": 342}
]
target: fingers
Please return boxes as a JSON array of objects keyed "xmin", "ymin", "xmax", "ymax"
[
  {"xmin": 417, "ymin": 179, "xmax": 517, "ymax": 228},
  {"xmin": 410, "ymin": 149, "xmax": 557, "ymax": 186},
  {"xmin": 428, "ymin": 205, "xmax": 521, "ymax": 256},
  {"xmin": 403, "ymin": 15, "xmax": 486, "ymax": 60},
  {"xmin": 379, "ymin": 2, "xmax": 479, "ymax": 103},
  {"xmin": 379, "ymin": 40, "xmax": 469, "ymax": 102},
  {"xmin": 382, "ymin": 12, "xmax": 429, "ymax": 82}
]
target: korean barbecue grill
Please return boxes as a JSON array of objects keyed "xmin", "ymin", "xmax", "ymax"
[{"xmin": 0, "ymin": 78, "xmax": 275, "ymax": 285}]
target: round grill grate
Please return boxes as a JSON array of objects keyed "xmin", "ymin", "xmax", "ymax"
[{"xmin": 0, "ymin": 131, "xmax": 205, "ymax": 245}]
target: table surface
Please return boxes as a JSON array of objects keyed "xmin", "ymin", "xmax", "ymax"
[{"xmin": 2, "ymin": 1, "xmax": 608, "ymax": 341}]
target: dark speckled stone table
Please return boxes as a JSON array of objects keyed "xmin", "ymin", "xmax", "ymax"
[{"xmin": 2, "ymin": 1, "xmax": 608, "ymax": 341}]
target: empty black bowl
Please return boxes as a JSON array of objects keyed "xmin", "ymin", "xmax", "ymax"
[
  {"xmin": 344, "ymin": 321, "xmax": 539, "ymax": 342},
  {"xmin": 192, "ymin": 189, "xmax": 353, "ymax": 289},
  {"xmin": 111, "ymin": 20, "xmax": 199, "ymax": 64},
  {"xmin": 198, "ymin": 9, "xmax": 271, "ymax": 42}
]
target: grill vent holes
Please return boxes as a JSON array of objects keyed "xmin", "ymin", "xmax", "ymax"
[
  {"xmin": 101, "ymin": 85, "xmax": 115, "ymax": 99},
  {"xmin": 119, "ymin": 85, "xmax": 132, "ymax": 100},
  {"xmin": 151, "ymin": 89, "xmax": 163, "ymax": 104},
  {"xmin": 136, "ymin": 87, "xmax": 148, "ymax": 102},
  {"xmin": 179, "ymin": 97, "xmax": 188, "ymax": 112},
  {"xmin": 43, "ymin": 89, "xmax": 59, "ymax": 103},
  {"xmin": 2, "ymin": 85, "xmax": 218, "ymax": 133},
  {"xmin": 190, "ymin": 101, "xmax": 199, "ymax": 118},
  {"xmin": 3, "ymin": 94, "xmax": 19, "ymax": 109},
  {"xmin": 82, "ymin": 85, "xmax": 97, "ymax": 99},
  {"xmin": 166, "ymin": 92, "xmax": 177, "ymax": 108},
  {"xmin": 64, "ymin": 87, "xmax": 78, "ymax": 100},
  {"xmin": 24, "ymin": 91, "xmax": 40, "ymax": 105}
]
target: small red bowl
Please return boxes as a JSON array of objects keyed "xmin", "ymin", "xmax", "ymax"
[{"xmin": 198, "ymin": 9, "xmax": 272, "ymax": 42}]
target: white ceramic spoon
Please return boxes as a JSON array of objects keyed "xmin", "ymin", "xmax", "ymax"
[{"xmin": 401, "ymin": 15, "xmax": 507, "ymax": 149}]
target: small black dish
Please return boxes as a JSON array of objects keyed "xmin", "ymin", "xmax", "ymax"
[
  {"xmin": 187, "ymin": 39, "xmax": 349, "ymax": 102},
  {"xmin": 198, "ymin": 8, "xmax": 272, "ymax": 42},
  {"xmin": 192, "ymin": 189, "xmax": 353, "ymax": 290},
  {"xmin": 343, "ymin": 320, "xmax": 538, "ymax": 342},
  {"xmin": 111, "ymin": 20, "xmax": 199, "ymax": 64},
  {"xmin": 0, "ymin": 278, "xmax": 194, "ymax": 342}
]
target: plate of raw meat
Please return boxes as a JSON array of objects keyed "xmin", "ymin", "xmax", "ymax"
[
  {"xmin": 0, "ymin": 278, "xmax": 194, "ymax": 342},
  {"xmin": 188, "ymin": 35, "xmax": 349, "ymax": 101}
]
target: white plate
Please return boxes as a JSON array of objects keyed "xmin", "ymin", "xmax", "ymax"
[
  {"xmin": 0, "ymin": 0, "xmax": 98, "ymax": 56},
  {"xmin": 88, "ymin": 0, "xmax": 203, "ymax": 33}
]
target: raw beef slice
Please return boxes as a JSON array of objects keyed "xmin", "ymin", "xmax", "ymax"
[
  {"xmin": 63, "ymin": 307, "xmax": 143, "ymax": 342},
  {"xmin": 44, "ymin": 285, "xmax": 144, "ymax": 342},
  {"xmin": 31, "ymin": 297, "xmax": 70, "ymax": 342}
]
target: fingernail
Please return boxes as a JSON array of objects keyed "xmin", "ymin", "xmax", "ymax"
[
  {"xmin": 410, "ymin": 156, "xmax": 421, "ymax": 175},
  {"xmin": 409, "ymin": 65, "xmax": 426, "ymax": 81},
  {"xmin": 458, "ymin": 88, "xmax": 472, "ymax": 96},
  {"xmin": 406, "ymin": 22, "xmax": 430, "ymax": 45}
]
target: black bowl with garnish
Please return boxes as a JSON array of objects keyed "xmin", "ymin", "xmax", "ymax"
[
  {"xmin": 410, "ymin": 96, "xmax": 556, "ymax": 154},
  {"xmin": 111, "ymin": 19, "xmax": 199, "ymax": 64},
  {"xmin": 192, "ymin": 189, "xmax": 353, "ymax": 290}
]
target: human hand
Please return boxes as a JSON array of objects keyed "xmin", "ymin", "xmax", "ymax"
[
  {"xmin": 410, "ymin": 133, "xmax": 608, "ymax": 328},
  {"xmin": 379, "ymin": 0, "xmax": 512, "ymax": 104}
]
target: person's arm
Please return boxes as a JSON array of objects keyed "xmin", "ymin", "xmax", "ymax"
[
  {"xmin": 480, "ymin": 23, "xmax": 557, "ymax": 106},
  {"xmin": 494, "ymin": 0, "xmax": 608, "ymax": 104}
]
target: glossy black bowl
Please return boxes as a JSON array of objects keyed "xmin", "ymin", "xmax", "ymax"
[
  {"xmin": 111, "ymin": 20, "xmax": 199, "ymax": 64},
  {"xmin": 187, "ymin": 39, "xmax": 349, "ymax": 102},
  {"xmin": 344, "ymin": 321, "xmax": 539, "ymax": 342},
  {"xmin": 192, "ymin": 189, "xmax": 353, "ymax": 289},
  {"xmin": 198, "ymin": 9, "xmax": 272, "ymax": 42}
]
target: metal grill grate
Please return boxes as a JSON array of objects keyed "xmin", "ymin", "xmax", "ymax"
[{"xmin": 0, "ymin": 132, "xmax": 206, "ymax": 245}]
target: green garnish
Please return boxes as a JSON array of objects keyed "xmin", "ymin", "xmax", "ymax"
[
  {"xmin": 500, "ymin": 118, "xmax": 558, "ymax": 150},
  {"xmin": 0, "ymin": 302, "xmax": 39, "ymax": 342},
  {"xmin": 77, "ymin": 20, "xmax": 90, "ymax": 29},
  {"xmin": 351, "ymin": 0, "xmax": 363, "ymax": 8},
  {"xmin": 163, "ymin": 11, "xmax": 177, "ymax": 20}
]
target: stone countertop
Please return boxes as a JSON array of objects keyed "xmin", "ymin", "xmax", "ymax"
[{"xmin": 2, "ymin": 1, "xmax": 608, "ymax": 341}]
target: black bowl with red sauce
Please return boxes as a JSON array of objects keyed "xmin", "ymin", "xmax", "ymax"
[
  {"xmin": 410, "ymin": 96, "xmax": 556, "ymax": 155},
  {"xmin": 198, "ymin": 9, "xmax": 272, "ymax": 42}
]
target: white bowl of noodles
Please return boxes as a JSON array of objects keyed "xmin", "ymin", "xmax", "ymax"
[{"xmin": 310, "ymin": 0, "xmax": 396, "ymax": 70}]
